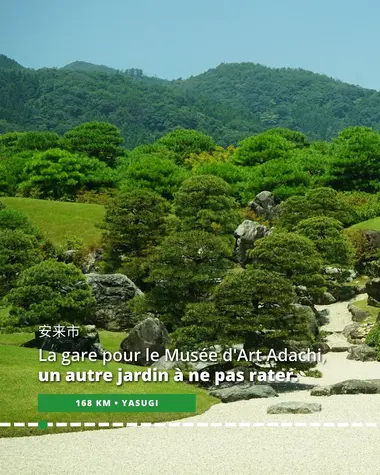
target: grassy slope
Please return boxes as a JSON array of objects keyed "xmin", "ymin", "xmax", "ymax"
[
  {"xmin": 0, "ymin": 197, "xmax": 105, "ymax": 248},
  {"xmin": 350, "ymin": 217, "xmax": 380, "ymax": 231},
  {"xmin": 0, "ymin": 339, "xmax": 217, "ymax": 438}
]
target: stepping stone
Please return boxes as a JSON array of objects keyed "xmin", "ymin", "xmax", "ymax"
[
  {"xmin": 209, "ymin": 384, "xmax": 278, "ymax": 403},
  {"xmin": 267, "ymin": 402, "xmax": 322, "ymax": 414},
  {"xmin": 326, "ymin": 333, "xmax": 355, "ymax": 352}
]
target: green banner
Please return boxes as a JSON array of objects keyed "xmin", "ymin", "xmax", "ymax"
[{"xmin": 38, "ymin": 394, "xmax": 196, "ymax": 413}]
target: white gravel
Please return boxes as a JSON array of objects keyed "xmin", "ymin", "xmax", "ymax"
[
  {"xmin": 1, "ymin": 295, "xmax": 380, "ymax": 475},
  {"xmin": 316, "ymin": 293, "xmax": 366, "ymax": 333}
]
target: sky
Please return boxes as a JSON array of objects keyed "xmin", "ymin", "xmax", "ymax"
[{"xmin": 2, "ymin": 0, "xmax": 380, "ymax": 89}]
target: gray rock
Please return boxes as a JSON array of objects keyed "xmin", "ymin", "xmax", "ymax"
[
  {"xmin": 363, "ymin": 230, "xmax": 380, "ymax": 249},
  {"xmin": 311, "ymin": 342, "xmax": 330, "ymax": 354},
  {"xmin": 310, "ymin": 386, "xmax": 332, "ymax": 396},
  {"xmin": 343, "ymin": 322, "xmax": 375, "ymax": 344},
  {"xmin": 82, "ymin": 248, "xmax": 103, "ymax": 274},
  {"xmin": 363, "ymin": 261, "xmax": 380, "ymax": 278},
  {"xmin": 86, "ymin": 273, "xmax": 143, "ymax": 330},
  {"xmin": 316, "ymin": 308, "xmax": 330, "ymax": 326},
  {"xmin": 234, "ymin": 220, "xmax": 272, "ymax": 264},
  {"xmin": 329, "ymin": 379, "xmax": 380, "ymax": 395},
  {"xmin": 319, "ymin": 292, "xmax": 337, "ymax": 305},
  {"xmin": 347, "ymin": 344, "xmax": 378, "ymax": 362},
  {"xmin": 248, "ymin": 191, "xmax": 279, "ymax": 223},
  {"xmin": 365, "ymin": 278, "xmax": 380, "ymax": 307},
  {"xmin": 324, "ymin": 267, "xmax": 357, "ymax": 283},
  {"xmin": 267, "ymin": 401, "xmax": 322, "ymax": 414},
  {"xmin": 120, "ymin": 317, "xmax": 170, "ymax": 366},
  {"xmin": 62, "ymin": 249, "xmax": 80, "ymax": 263},
  {"xmin": 209, "ymin": 384, "xmax": 278, "ymax": 403},
  {"xmin": 313, "ymin": 379, "xmax": 380, "ymax": 396},
  {"xmin": 151, "ymin": 356, "xmax": 187, "ymax": 370},
  {"xmin": 348, "ymin": 303, "xmax": 369, "ymax": 322},
  {"xmin": 291, "ymin": 304, "xmax": 319, "ymax": 337}
]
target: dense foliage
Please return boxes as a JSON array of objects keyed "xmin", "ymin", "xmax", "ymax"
[
  {"xmin": 249, "ymin": 233, "xmax": 326, "ymax": 301},
  {"xmin": 174, "ymin": 175, "xmax": 241, "ymax": 236},
  {"xmin": 173, "ymin": 267, "xmax": 310, "ymax": 359},
  {"xmin": 0, "ymin": 229, "xmax": 43, "ymax": 297},
  {"xmin": 2, "ymin": 59, "xmax": 380, "ymax": 372},
  {"xmin": 101, "ymin": 190, "xmax": 170, "ymax": 287},
  {"xmin": 6, "ymin": 260, "xmax": 95, "ymax": 327},
  {"xmin": 145, "ymin": 230, "xmax": 232, "ymax": 330}
]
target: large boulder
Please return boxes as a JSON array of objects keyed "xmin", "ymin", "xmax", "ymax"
[
  {"xmin": 366, "ymin": 278, "xmax": 380, "ymax": 307},
  {"xmin": 348, "ymin": 303, "xmax": 369, "ymax": 322},
  {"xmin": 363, "ymin": 230, "xmax": 380, "ymax": 249},
  {"xmin": 347, "ymin": 344, "xmax": 378, "ymax": 362},
  {"xmin": 317, "ymin": 292, "xmax": 337, "ymax": 305},
  {"xmin": 291, "ymin": 304, "xmax": 319, "ymax": 338},
  {"xmin": 311, "ymin": 379, "xmax": 380, "ymax": 396},
  {"xmin": 86, "ymin": 273, "xmax": 143, "ymax": 330},
  {"xmin": 120, "ymin": 317, "xmax": 170, "ymax": 366},
  {"xmin": 248, "ymin": 191, "xmax": 279, "ymax": 223},
  {"xmin": 234, "ymin": 220, "xmax": 272, "ymax": 265},
  {"xmin": 209, "ymin": 384, "xmax": 278, "ymax": 403},
  {"xmin": 330, "ymin": 379, "xmax": 380, "ymax": 394},
  {"xmin": 316, "ymin": 308, "xmax": 330, "ymax": 326},
  {"xmin": 23, "ymin": 325, "xmax": 104, "ymax": 357},
  {"xmin": 267, "ymin": 402, "xmax": 322, "ymax": 414}
]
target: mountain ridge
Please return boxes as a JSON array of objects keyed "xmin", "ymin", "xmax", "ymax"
[{"xmin": 1, "ymin": 54, "xmax": 380, "ymax": 148}]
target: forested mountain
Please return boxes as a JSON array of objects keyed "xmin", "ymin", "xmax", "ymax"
[
  {"xmin": 2, "ymin": 55, "xmax": 380, "ymax": 148},
  {"xmin": 0, "ymin": 54, "xmax": 24, "ymax": 70},
  {"xmin": 61, "ymin": 61, "xmax": 120, "ymax": 74}
]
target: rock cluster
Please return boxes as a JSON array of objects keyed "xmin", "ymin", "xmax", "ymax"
[
  {"xmin": 347, "ymin": 344, "xmax": 377, "ymax": 362},
  {"xmin": 343, "ymin": 322, "xmax": 375, "ymax": 344}
]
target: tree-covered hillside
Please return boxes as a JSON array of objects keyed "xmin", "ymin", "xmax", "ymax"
[{"xmin": 2, "ymin": 55, "xmax": 380, "ymax": 147}]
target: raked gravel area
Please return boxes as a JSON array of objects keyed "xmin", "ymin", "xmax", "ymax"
[{"xmin": 1, "ymin": 295, "xmax": 380, "ymax": 475}]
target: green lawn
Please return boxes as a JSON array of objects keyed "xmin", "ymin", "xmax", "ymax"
[
  {"xmin": 0, "ymin": 335, "xmax": 217, "ymax": 438},
  {"xmin": 0, "ymin": 197, "xmax": 105, "ymax": 248},
  {"xmin": 346, "ymin": 275, "xmax": 369, "ymax": 287},
  {"xmin": 350, "ymin": 217, "xmax": 380, "ymax": 231},
  {"xmin": 0, "ymin": 330, "xmax": 125, "ymax": 352}
]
